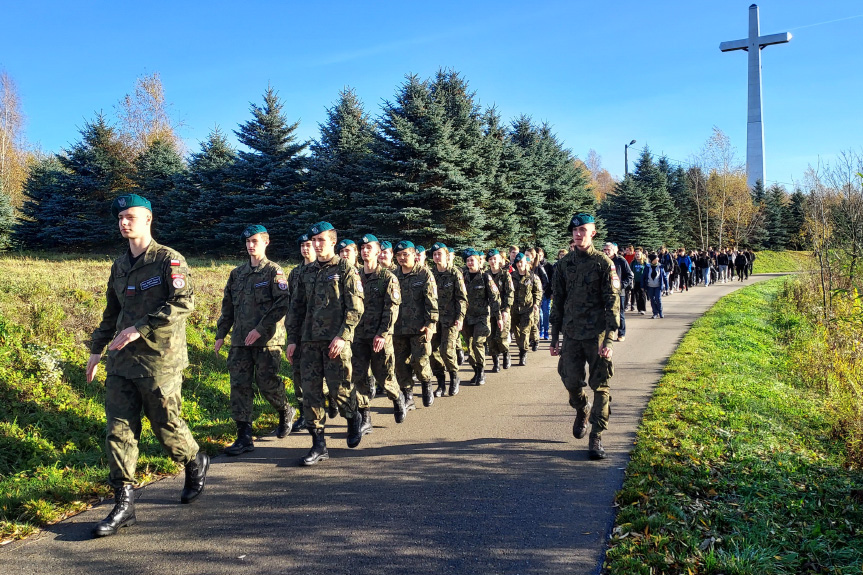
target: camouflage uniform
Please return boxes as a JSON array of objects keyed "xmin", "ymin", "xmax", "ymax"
[
  {"xmin": 286, "ymin": 263, "xmax": 306, "ymax": 403},
  {"xmin": 90, "ymin": 241, "xmax": 198, "ymax": 488},
  {"xmin": 462, "ymin": 270, "xmax": 501, "ymax": 368},
  {"xmin": 352, "ymin": 266, "xmax": 401, "ymax": 407},
  {"xmin": 430, "ymin": 264, "xmax": 467, "ymax": 376},
  {"xmin": 487, "ymin": 268, "xmax": 514, "ymax": 357},
  {"xmin": 550, "ymin": 245, "xmax": 620, "ymax": 435},
  {"xmin": 215, "ymin": 257, "xmax": 290, "ymax": 423},
  {"xmin": 393, "ymin": 263, "xmax": 439, "ymax": 390},
  {"xmin": 511, "ymin": 269, "xmax": 542, "ymax": 353},
  {"xmin": 286, "ymin": 255, "xmax": 364, "ymax": 430}
]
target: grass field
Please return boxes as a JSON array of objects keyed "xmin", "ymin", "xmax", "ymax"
[
  {"xmin": 604, "ymin": 277, "xmax": 863, "ymax": 574},
  {"xmin": 753, "ymin": 250, "xmax": 811, "ymax": 274}
]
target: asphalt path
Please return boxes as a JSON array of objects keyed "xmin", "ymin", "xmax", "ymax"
[{"xmin": 1, "ymin": 274, "xmax": 779, "ymax": 575}]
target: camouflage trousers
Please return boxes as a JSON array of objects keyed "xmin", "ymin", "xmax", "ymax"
[
  {"xmin": 291, "ymin": 340, "xmax": 304, "ymax": 403},
  {"xmin": 351, "ymin": 336, "xmax": 399, "ymax": 408},
  {"xmin": 531, "ymin": 307, "xmax": 540, "ymax": 343},
  {"xmin": 227, "ymin": 346, "xmax": 286, "ymax": 422},
  {"xmin": 300, "ymin": 340, "xmax": 357, "ymax": 430},
  {"xmin": 557, "ymin": 334, "xmax": 613, "ymax": 435},
  {"xmin": 488, "ymin": 314, "xmax": 511, "ymax": 356},
  {"xmin": 393, "ymin": 333, "xmax": 432, "ymax": 389},
  {"xmin": 513, "ymin": 309, "xmax": 533, "ymax": 352},
  {"xmin": 430, "ymin": 323, "xmax": 460, "ymax": 376},
  {"xmin": 104, "ymin": 374, "xmax": 199, "ymax": 488},
  {"xmin": 462, "ymin": 319, "xmax": 490, "ymax": 369}
]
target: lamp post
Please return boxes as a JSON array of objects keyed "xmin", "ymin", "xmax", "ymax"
[{"xmin": 624, "ymin": 140, "xmax": 636, "ymax": 177}]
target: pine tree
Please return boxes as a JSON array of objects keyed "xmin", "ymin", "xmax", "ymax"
[
  {"xmin": 763, "ymin": 184, "xmax": 789, "ymax": 249},
  {"xmin": 661, "ymin": 160, "xmax": 696, "ymax": 247},
  {"xmin": 631, "ymin": 148, "xmax": 677, "ymax": 248},
  {"xmin": 599, "ymin": 176, "xmax": 663, "ymax": 248},
  {"xmin": 308, "ymin": 88, "xmax": 375, "ymax": 239},
  {"xmin": 132, "ymin": 137, "xmax": 186, "ymax": 242},
  {"xmin": 0, "ymin": 179, "xmax": 14, "ymax": 251},
  {"xmin": 748, "ymin": 179, "xmax": 769, "ymax": 250},
  {"xmin": 507, "ymin": 116, "xmax": 551, "ymax": 248},
  {"xmin": 478, "ymin": 107, "xmax": 518, "ymax": 247},
  {"xmin": 15, "ymin": 156, "xmax": 67, "ymax": 248},
  {"xmin": 785, "ymin": 189, "xmax": 807, "ymax": 249}
]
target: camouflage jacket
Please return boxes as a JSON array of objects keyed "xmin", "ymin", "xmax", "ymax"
[
  {"xmin": 550, "ymin": 245, "xmax": 620, "ymax": 345},
  {"xmin": 488, "ymin": 268, "xmax": 514, "ymax": 315},
  {"xmin": 431, "ymin": 264, "xmax": 467, "ymax": 327},
  {"xmin": 215, "ymin": 257, "xmax": 289, "ymax": 348},
  {"xmin": 286, "ymin": 255, "xmax": 364, "ymax": 345},
  {"xmin": 463, "ymin": 270, "xmax": 501, "ymax": 325},
  {"xmin": 90, "ymin": 241, "xmax": 194, "ymax": 378},
  {"xmin": 356, "ymin": 265, "xmax": 401, "ymax": 340},
  {"xmin": 511, "ymin": 270, "xmax": 542, "ymax": 315},
  {"xmin": 394, "ymin": 263, "xmax": 438, "ymax": 335}
]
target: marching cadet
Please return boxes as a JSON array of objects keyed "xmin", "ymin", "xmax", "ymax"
[
  {"xmin": 462, "ymin": 249, "xmax": 503, "ymax": 385},
  {"xmin": 286, "ymin": 222, "xmax": 364, "ymax": 465},
  {"xmin": 86, "ymin": 194, "xmax": 208, "ymax": 537},
  {"xmin": 379, "ymin": 241, "xmax": 395, "ymax": 270},
  {"xmin": 429, "ymin": 242, "xmax": 467, "ymax": 397},
  {"xmin": 393, "ymin": 241, "xmax": 439, "ymax": 409},
  {"xmin": 285, "ymin": 232, "xmax": 315, "ymax": 432},
  {"xmin": 215, "ymin": 225, "xmax": 292, "ymax": 456},
  {"xmin": 338, "ymin": 239, "xmax": 359, "ymax": 269},
  {"xmin": 416, "ymin": 245, "xmax": 428, "ymax": 268},
  {"xmin": 524, "ymin": 247, "xmax": 546, "ymax": 352},
  {"xmin": 511, "ymin": 252, "xmax": 542, "ymax": 366},
  {"xmin": 550, "ymin": 213, "xmax": 620, "ymax": 460},
  {"xmin": 486, "ymin": 249, "xmax": 514, "ymax": 371},
  {"xmin": 352, "ymin": 234, "xmax": 406, "ymax": 428}
]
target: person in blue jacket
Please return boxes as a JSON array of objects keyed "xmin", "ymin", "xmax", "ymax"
[
  {"xmin": 642, "ymin": 253, "xmax": 669, "ymax": 319},
  {"xmin": 676, "ymin": 249, "xmax": 692, "ymax": 292}
]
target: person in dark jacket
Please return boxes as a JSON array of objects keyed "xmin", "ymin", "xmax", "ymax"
[
  {"xmin": 735, "ymin": 251, "xmax": 749, "ymax": 281},
  {"xmin": 603, "ymin": 243, "xmax": 633, "ymax": 342},
  {"xmin": 537, "ymin": 247, "xmax": 554, "ymax": 340}
]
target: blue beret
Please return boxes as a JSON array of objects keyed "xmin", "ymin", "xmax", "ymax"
[
  {"xmin": 568, "ymin": 212, "xmax": 596, "ymax": 230},
  {"xmin": 416, "ymin": 245, "xmax": 425, "ymax": 253},
  {"xmin": 448, "ymin": 247, "xmax": 455, "ymax": 254},
  {"xmin": 112, "ymin": 194, "xmax": 151, "ymax": 217},
  {"xmin": 360, "ymin": 234, "xmax": 379, "ymax": 245},
  {"xmin": 463, "ymin": 248, "xmax": 480, "ymax": 259},
  {"xmin": 380, "ymin": 241, "xmax": 393, "ymax": 250},
  {"xmin": 487, "ymin": 248, "xmax": 500, "ymax": 257},
  {"xmin": 297, "ymin": 233, "xmax": 310, "ymax": 245},
  {"xmin": 395, "ymin": 240, "xmax": 415, "ymax": 253},
  {"xmin": 515, "ymin": 252, "xmax": 531, "ymax": 263},
  {"xmin": 243, "ymin": 224, "xmax": 267, "ymax": 238},
  {"xmin": 431, "ymin": 242, "xmax": 447, "ymax": 252},
  {"xmin": 309, "ymin": 221, "xmax": 334, "ymax": 236},
  {"xmin": 337, "ymin": 239, "xmax": 356, "ymax": 251}
]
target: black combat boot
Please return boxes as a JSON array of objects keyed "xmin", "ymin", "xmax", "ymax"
[
  {"xmin": 491, "ymin": 354, "xmax": 500, "ymax": 373},
  {"xmin": 404, "ymin": 388, "xmax": 416, "ymax": 411},
  {"xmin": 456, "ymin": 347, "xmax": 465, "ymax": 366},
  {"xmin": 572, "ymin": 403, "xmax": 591, "ymax": 440},
  {"xmin": 502, "ymin": 351, "xmax": 511, "ymax": 369},
  {"xmin": 433, "ymin": 373, "xmax": 447, "ymax": 397},
  {"xmin": 421, "ymin": 380, "xmax": 434, "ymax": 407},
  {"xmin": 291, "ymin": 407, "xmax": 307, "ymax": 433},
  {"xmin": 476, "ymin": 368, "xmax": 486, "ymax": 386},
  {"xmin": 588, "ymin": 434, "xmax": 606, "ymax": 460},
  {"xmin": 468, "ymin": 365, "xmax": 479, "ymax": 384},
  {"xmin": 358, "ymin": 407, "xmax": 373, "ymax": 436},
  {"xmin": 448, "ymin": 371, "xmax": 460, "ymax": 396},
  {"xmin": 518, "ymin": 351, "xmax": 527, "ymax": 367},
  {"xmin": 393, "ymin": 392, "xmax": 407, "ymax": 423},
  {"xmin": 302, "ymin": 428, "xmax": 329, "ymax": 466},
  {"xmin": 180, "ymin": 451, "xmax": 210, "ymax": 503},
  {"xmin": 530, "ymin": 340, "xmax": 539, "ymax": 352},
  {"xmin": 327, "ymin": 398, "xmax": 339, "ymax": 420},
  {"xmin": 346, "ymin": 414, "xmax": 363, "ymax": 448},
  {"xmin": 93, "ymin": 485, "xmax": 136, "ymax": 537},
  {"xmin": 277, "ymin": 405, "xmax": 295, "ymax": 438},
  {"xmin": 225, "ymin": 421, "xmax": 254, "ymax": 456}
]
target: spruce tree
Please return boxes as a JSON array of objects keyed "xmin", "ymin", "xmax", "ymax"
[
  {"xmin": 763, "ymin": 184, "xmax": 789, "ymax": 249},
  {"xmin": 748, "ymin": 179, "xmax": 769, "ymax": 250},
  {"xmin": 0, "ymin": 180, "xmax": 14, "ymax": 251},
  {"xmin": 132, "ymin": 138, "xmax": 186, "ymax": 242},
  {"xmin": 599, "ymin": 176, "xmax": 662, "ymax": 248},
  {"xmin": 632, "ymin": 148, "xmax": 677, "ymax": 248},
  {"xmin": 15, "ymin": 156, "xmax": 67, "ymax": 248},
  {"xmin": 661, "ymin": 159, "xmax": 696, "ymax": 247},
  {"xmin": 785, "ymin": 189, "xmax": 807, "ymax": 249},
  {"xmin": 478, "ymin": 107, "xmax": 518, "ymax": 247},
  {"xmin": 507, "ymin": 116, "xmax": 550, "ymax": 248}
]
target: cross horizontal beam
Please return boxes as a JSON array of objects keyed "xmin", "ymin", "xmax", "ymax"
[{"xmin": 720, "ymin": 32, "xmax": 792, "ymax": 52}]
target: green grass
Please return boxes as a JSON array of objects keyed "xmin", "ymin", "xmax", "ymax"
[
  {"xmin": 0, "ymin": 253, "xmax": 300, "ymax": 540},
  {"xmin": 754, "ymin": 250, "xmax": 812, "ymax": 274},
  {"xmin": 604, "ymin": 278, "xmax": 863, "ymax": 574}
]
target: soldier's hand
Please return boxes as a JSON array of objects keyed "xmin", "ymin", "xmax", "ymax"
[
  {"xmin": 599, "ymin": 346, "xmax": 613, "ymax": 359},
  {"xmin": 86, "ymin": 353, "xmax": 102, "ymax": 383},
  {"xmin": 373, "ymin": 335, "xmax": 385, "ymax": 353},
  {"xmin": 329, "ymin": 336, "xmax": 346, "ymax": 359},
  {"xmin": 244, "ymin": 329, "xmax": 262, "ymax": 346},
  {"xmin": 454, "ymin": 319, "xmax": 463, "ymax": 331},
  {"xmin": 501, "ymin": 311, "xmax": 508, "ymax": 324},
  {"xmin": 108, "ymin": 326, "xmax": 140, "ymax": 351},
  {"xmin": 286, "ymin": 343, "xmax": 297, "ymax": 364},
  {"xmin": 214, "ymin": 338, "xmax": 224, "ymax": 353},
  {"xmin": 550, "ymin": 344, "xmax": 561, "ymax": 357},
  {"xmin": 497, "ymin": 318, "xmax": 504, "ymax": 330}
]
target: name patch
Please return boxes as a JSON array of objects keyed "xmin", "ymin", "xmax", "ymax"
[
  {"xmin": 140, "ymin": 276, "xmax": 162, "ymax": 291},
  {"xmin": 254, "ymin": 281, "xmax": 269, "ymax": 288}
]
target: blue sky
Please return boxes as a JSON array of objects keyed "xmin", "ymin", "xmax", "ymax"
[{"xmin": 2, "ymin": 0, "xmax": 861, "ymax": 187}]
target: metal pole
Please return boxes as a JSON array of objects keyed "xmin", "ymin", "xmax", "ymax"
[{"xmin": 624, "ymin": 144, "xmax": 629, "ymax": 177}]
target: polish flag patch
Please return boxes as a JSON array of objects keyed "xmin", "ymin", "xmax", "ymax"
[{"xmin": 170, "ymin": 259, "xmax": 181, "ymax": 266}]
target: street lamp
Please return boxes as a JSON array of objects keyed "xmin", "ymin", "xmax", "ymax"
[{"xmin": 624, "ymin": 140, "xmax": 636, "ymax": 177}]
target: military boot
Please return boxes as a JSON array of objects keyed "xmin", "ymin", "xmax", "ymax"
[
  {"xmin": 346, "ymin": 414, "xmax": 363, "ymax": 448},
  {"xmin": 93, "ymin": 485, "xmax": 136, "ymax": 537},
  {"xmin": 531, "ymin": 340, "xmax": 539, "ymax": 352},
  {"xmin": 476, "ymin": 368, "xmax": 486, "ymax": 386},
  {"xmin": 502, "ymin": 351, "xmax": 511, "ymax": 369},
  {"xmin": 572, "ymin": 403, "xmax": 592, "ymax": 440},
  {"xmin": 433, "ymin": 373, "xmax": 447, "ymax": 397},
  {"xmin": 393, "ymin": 392, "xmax": 407, "ymax": 423},
  {"xmin": 302, "ymin": 428, "xmax": 329, "ymax": 466},
  {"xmin": 456, "ymin": 347, "xmax": 465, "ymax": 366},
  {"xmin": 448, "ymin": 371, "xmax": 460, "ymax": 396},
  {"xmin": 404, "ymin": 389, "xmax": 416, "ymax": 411},
  {"xmin": 468, "ymin": 365, "xmax": 479, "ymax": 384},
  {"xmin": 180, "ymin": 451, "xmax": 210, "ymax": 503},
  {"xmin": 225, "ymin": 421, "xmax": 254, "ymax": 456},
  {"xmin": 277, "ymin": 406, "xmax": 295, "ymax": 438},
  {"xmin": 588, "ymin": 434, "xmax": 606, "ymax": 460},
  {"xmin": 327, "ymin": 398, "xmax": 339, "ymax": 420},
  {"xmin": 358, "ymin": 408, "xmax": 373, "ymax": 436},
  {"xmin": 421, "ymin": 380, "xmax": 434, "ymax": 407},
  {"xmin": 491, "ymin": 354, "xmax": 500, "ymax": 373},
  {"xmin": 518, "ymin": 351, "xmax": 527, "ymax": 367},
  {"xmin": 291, "ymin": 407, "xmax": 307, "ymax": 433}
]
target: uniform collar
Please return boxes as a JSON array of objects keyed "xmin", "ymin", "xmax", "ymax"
[
  {"xmin": 243, "ymin": 256, "xmax": 269, "ymax": 274},
  {"xmin": 122, "ymin": 240, "xmax": 160, "ymax": 273}
]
